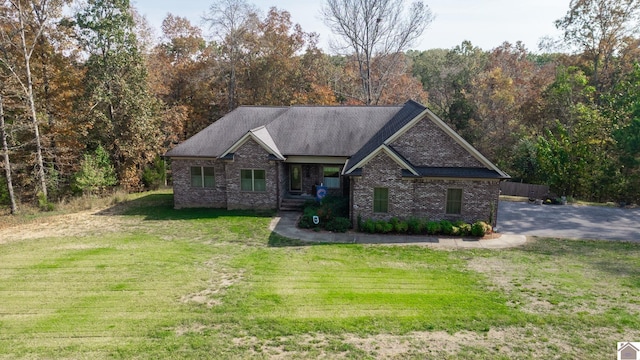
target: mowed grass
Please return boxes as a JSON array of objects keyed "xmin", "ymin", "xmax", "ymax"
[{"xmin": 0, "ymin": 191, "xmax": 639, "ymax": 359}]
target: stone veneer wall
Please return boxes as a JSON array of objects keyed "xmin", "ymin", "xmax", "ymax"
[
  {"xmin": 391, "ymin": 117, "xmax": 483, "ymax": 167},
  {"xmin": 225, "ymin": 138, "xmax": 279, "ymax": 210},
  {"xmin": 172, "ymin": 158, "xmax": 227, "ymax": 209},
  {"xmin": 351, "ymin": 152, "xmax": 501, "ymax": 226}
]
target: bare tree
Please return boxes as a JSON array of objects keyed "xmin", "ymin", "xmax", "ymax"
[
  {"xmin": 556, "ymin": 0, "xmax": 640, "ymax": 93},
  {"xmin": 322, "ymin": 0, "xmax": 433, "ymax": 104},
  {"xmin": 0, "ymin": 92, "xmax": 17, "ymax": 214},
  {"xmin": 204, "ymin": 0, "xmax": 258, "ymax": 110}
]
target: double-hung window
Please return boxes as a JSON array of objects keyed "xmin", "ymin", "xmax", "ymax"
[
  {"xmin": 241, "ymin": 169, "xmax": 266, "ymax": 192},
  {"xmin": 373, "ymin": 187, "xmax": 389, "ymax": 213},
  {"xmin": 323, "ymin": 166, "xmax": 340, "ymax": 189},
  {"xmin": 191, "ymin": 166, "xmax": 215, "ymax": 188},
  {"xmin": 446, "ymin": 188, "xmax": 463, "ymax": 214}
]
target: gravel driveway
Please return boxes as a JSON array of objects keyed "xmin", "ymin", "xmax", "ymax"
[{"xmin": 496, "ymin": 201, "xmax": 640, "ymax": 241}]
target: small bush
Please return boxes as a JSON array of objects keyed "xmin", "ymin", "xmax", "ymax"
[
  {"xmin": 457, "ymin": 222, "xmax": 472, "ymax": 236},
  {"xmin": 440, "ymin": 220, "xmax": 453, "ymax": 235},
  {"xmin": 37, "ymin": 192, "xmax": 55, "ymax": 212},
  {"xmin": 426, "ymin": 221, "xmax": 441, "ymax": 235},
  {"xmin": 407, "ymin": 217, "xmax": 422, "ymax": 234},
  {"xmin": 325, "ymin": 217, "xmax": 351, "ymax": 233},
  {"xmin": 471, "ymin": 221, "xmax": 491, "ymax": 237},
  {"xmin": 374, "ymin": 220, "xmax": 393, "ymax": 234},
  {"xmin": 394, "ymin": 220, "xmax": 409, "ymax": 233},
  {"xmin": 362, "ymin": 219, "xmax": 376, "ymax": 233},
  {"xmin": 298, "ymin": 214, "xmax": 315, "ymax": 229}
]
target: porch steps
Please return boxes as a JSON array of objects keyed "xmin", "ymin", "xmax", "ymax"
[{"xmin": 280, "ymin": 198, "xmax": 307, "ymax": 211}]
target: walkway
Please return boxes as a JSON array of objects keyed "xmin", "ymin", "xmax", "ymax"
[{"xmin": 269, "ymin": 211, "xmax": 527, "ymax": 249}]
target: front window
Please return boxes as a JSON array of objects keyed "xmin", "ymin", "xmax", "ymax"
[
  {"xmin": 191, "ymin": 166, "xmax": 215, "ymax": 188},
  {"xmin": 241, "ymin": 169, "xmax": 266, "ymax": 192},
  {"xmin": 323, "ymin": 166, "xmax": 340, "ymax": 189},
  {"xmin": 446, "ymin": 188, "xmax": 463, "ymax": 214},
  {"xmin": 373, "ymin": 187, "xmax": 389, "ymax": 213}
]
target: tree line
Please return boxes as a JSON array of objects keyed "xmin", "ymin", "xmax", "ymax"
[{"xmin": 1, "ymin": 0, "xmax": 640, "ymax": 214}]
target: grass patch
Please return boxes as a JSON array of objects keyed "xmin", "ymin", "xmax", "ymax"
[{"xmin": 1, "ymin": 191, "xmax": 639, "ymax": 358}]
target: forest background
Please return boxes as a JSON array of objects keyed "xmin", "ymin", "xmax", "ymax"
[{"xmin": 2, "ymin": 0, "xmax": 640, "ymax": 214}]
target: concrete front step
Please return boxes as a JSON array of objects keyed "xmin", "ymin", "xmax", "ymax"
[{"xmin": 280, "ymin": 198, "xmax": 307, "ymax": 211}]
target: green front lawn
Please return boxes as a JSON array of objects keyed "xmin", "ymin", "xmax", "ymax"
[{"xmin": 0, "ymin": 191, "xmax": 638, "ymax": 359}]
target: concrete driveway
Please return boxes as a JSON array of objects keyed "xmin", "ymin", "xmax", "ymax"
[{"xmin": 497, "ymin": 201, "xmax": 640, "ymax": 241}]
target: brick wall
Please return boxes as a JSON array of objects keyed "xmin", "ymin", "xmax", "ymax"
[
  {"xmin": 171, "ymin": 159, "xmax": 227, "ymax": 209},
  {"xmin": 412, "ymin": 179, "xmax": 500, "ymax": 224},
  {"xmin": 351, "ymin": 151, "xmax": 500, "ymax": 225},
  {"xmin": 225, "ymin": 138, "xmax": 279, "ymax": 210},
  {"xmin": 391, "ymin": 117, "xmax": 483, "ymax": 167},
  {"xmin": 351, "ymin": 152, "xmax": 413, "ymax": 222}
]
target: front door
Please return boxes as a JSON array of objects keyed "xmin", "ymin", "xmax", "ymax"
[{"xmin": 289, "ymin": 165, "xmax": 302, "ymax": 193}]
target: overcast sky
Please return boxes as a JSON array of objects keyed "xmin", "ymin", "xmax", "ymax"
[{"xmin": 132, "ymin": 0, "xmax": 571, "ymax": 52}]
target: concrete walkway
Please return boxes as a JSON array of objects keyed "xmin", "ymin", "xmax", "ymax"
[{"xmin": 269, "ymin": 211, "xmax": 527, "ymax": 249}]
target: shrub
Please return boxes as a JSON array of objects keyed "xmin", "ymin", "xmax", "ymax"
[
  {"xmin": 73, "ymin": 145, "xmax": 117, "ymax": 195},
  {"xmin": 440, "ymin": 220, "xmax": 454, "ymax": 235},
  {"xmin": 375, "ymin": 220, "xmax": 393, "ymax": 234},
  {"xmin": 394, "ymin": 220, "xmax": 409, "ymax": 233},
  {"xmin": 426, "ymin": 221, "xmax": 441, "ymax": 235},
  {"xmin": 362, "ymin": 219, "xmax": 376, "ymax": 233},
  {"xmin": 142, "ymin": 156, "xmax": 166, "ymax": 190},
  {"xmin": 471, "ymin": 221, "xmax": 491, "ymax": 237},
  {"xmin": 37, "ymin": 191, "xmax": 55, "ymax": 212},
  {"xmin": 457, "ymin": 222, "xmax": 472, "ymax": 236},
  {"xmin": 407, "ymin": 217, "xmax": 422, "ymax": 234},
  {"xmin": 298, "ymin": 214, "xmax": 315, "ymax": 229},
  {"xmin": 325, "ymin": 217, "xmax": 351, "ymax": 233}
]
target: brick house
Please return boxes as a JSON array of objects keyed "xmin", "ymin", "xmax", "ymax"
[{"xmin": 164, "ymin": 100, "xmax": 510, "ymax": 226}]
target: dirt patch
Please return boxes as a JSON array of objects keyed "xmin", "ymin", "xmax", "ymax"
[
  {"xmin": 180, "ymin": 266, "xmax": 244, "ymax": 308},
  {"xmin": 228, "ymin": 326, "xmax": 640, "ymax": 358},
  {"xmin": 0, "ymin": 208, "xmax": 137, "ymax": 244}
]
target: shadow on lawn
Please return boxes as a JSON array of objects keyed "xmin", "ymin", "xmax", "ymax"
[
  {"xmin": 95, "ymin": 193, "xmax": 275, "ymax": 221},
  {"xmin": 267, "ymin": 232, "xmax": 336, "ymax": 247}
]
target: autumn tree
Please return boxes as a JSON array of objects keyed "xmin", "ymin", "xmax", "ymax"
[
  {"xmin": 555, "ymin": 0, "xmax": 640, "ymax": 94},
  {"xmin": 0, "ymin": 0, "xmax": 70, "ymax": 201},
  {"xmin": 322, "ymin": 0, "xmax": 433, "ymax": 104},
  {"xmin": 147, "ymin": 14, "xmax": 212, "ymax": 143},
  {"xmin": 76, "ymin": 0, "xmax": 162, "ymax": 190}
]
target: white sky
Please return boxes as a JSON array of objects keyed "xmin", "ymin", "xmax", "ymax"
[{"xmin": 132, "ymin": 0, "xmax": 571, "ymax": 52}]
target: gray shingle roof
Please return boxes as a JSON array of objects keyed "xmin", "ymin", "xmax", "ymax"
[
  {"xmin": 165, "ymin": 105, "xmax": 400, "ymax": 158},
  {"xmin": 347, "ymin": 167, "xmax": 507, "ymax": 179},
  {"xmin": 409, "ymin": 167, "xmax": 508, "ymax": 179},
  {"xmin": 165, "ymin": 107, "xmax": 288, "ymax": 158},
  {"xmin": 344, "ymin": 100, "xmax": 427, "ymax": 171}
]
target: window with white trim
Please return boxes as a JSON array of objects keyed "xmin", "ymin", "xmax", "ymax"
[
  {"xmin": 241, "ymin": 169, "xmax": 266, "ymax": 191},
  {"xmin": 446, "ymin": 188, "xmax": 463, "ymax": 214},
  {"xmin": 323, "ymin": 166, "xmax": 340, "ymax": 189},
  {"xmin": 191, "ymin": 166, "xmax": 215, "ymax": 188}
]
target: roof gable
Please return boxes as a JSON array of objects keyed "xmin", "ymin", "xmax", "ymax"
[
  {"xmin": 343, "ymin": 101, "xmax": 509, "ymax": 179},
  {"xmin": 221, "ymin": 126, "xmax": 285, "ymax": 160},
  {"xmin": 344, "ymin": 100, "xmax": 428, "ymax": 172},
  {"xmin": 343, "ymin": 145, "xmax": 419, "ymax": 176}
]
